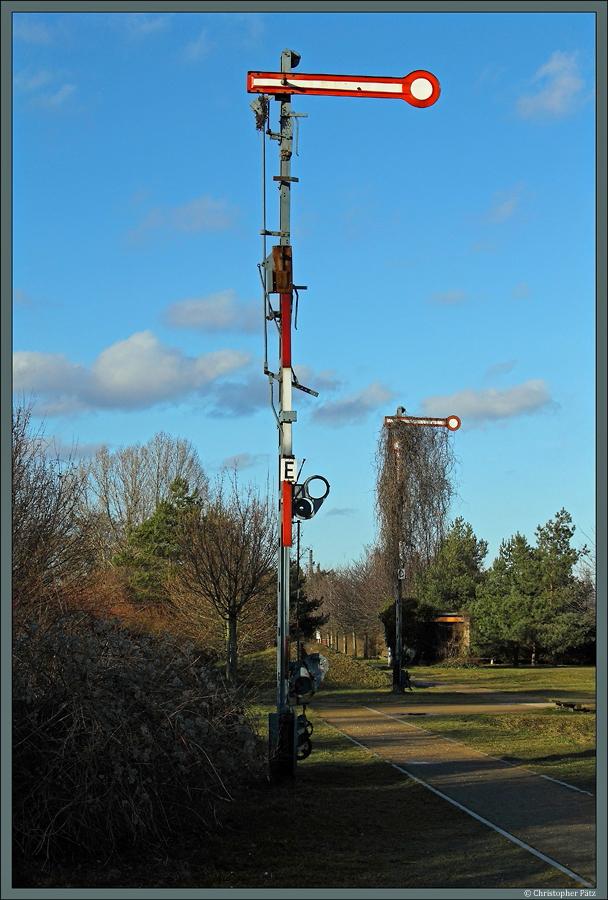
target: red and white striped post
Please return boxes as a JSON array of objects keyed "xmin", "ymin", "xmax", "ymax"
[{"xmin": 261, "ymin": 49, "xmax": 299, "ymax": 777}]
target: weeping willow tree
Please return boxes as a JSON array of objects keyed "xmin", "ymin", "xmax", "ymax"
[{"xmin": 375, "ymin": 413, "xmax": 457, "ymax": 596}]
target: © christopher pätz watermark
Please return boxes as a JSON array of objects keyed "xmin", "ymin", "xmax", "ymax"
[{"xmin": 523, "ymin": 891, "xmax": 596, "ymax": 898}]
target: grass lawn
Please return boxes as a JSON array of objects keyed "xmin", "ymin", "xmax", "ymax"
[
  {"xmin": 408, "ymin": 662, "xmax": 596, "ymax": 697},
  {"xmin": 392, "ymin": 711, "xmax": 596, "ymax": 793},
  {"xmin": 31, "ymin": 710, "xmax": 592, "ymax": 890},
  {"xmin": 242, "ymin": 648, "xmax": 596, "ymax": 790},
  {"xmin": 20, "ymin": 646, "xmax": 596, "ymax": 889},
  {"xmin": 168, "ymin": 713, "xmax": 589, "ymax": 890},
  {"xmin": 311, "ymin": 650, "xmax": 596, "ymax": 793},
  {"xmin": 358, "ymin": 655, "xmax": 596, "ymax": 694}
]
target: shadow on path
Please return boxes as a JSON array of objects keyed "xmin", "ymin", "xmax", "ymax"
[{"xmin": 313, "ymin": 693, "xmax": 596, "ymax": 887}]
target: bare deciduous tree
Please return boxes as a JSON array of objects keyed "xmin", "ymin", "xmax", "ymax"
[
  {"xmin": 175, "ymin": 474, "xmax": 277, "ymax": 683},
  {"xmin": 308, "ymin": 551, "xmax": 390, "ymax": 657},
  {"xmin": 79, "ymin": 432, "xmax": 209, "ymax": 564},
  {"xmin": 12, "ymin": 405, "xmax": 95, "ymax": 611}
]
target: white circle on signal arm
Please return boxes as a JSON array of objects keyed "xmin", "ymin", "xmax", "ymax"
[
  {"xmin": 304, "ymin": 475, "xmax": 330, "ymax": 500},
  {"xmin": 410, "ymin": 77, "xmax": 433, "ymax": 100},
  {"xmin": 447, "ymin": 417, "xmax": 460, "ymax": 430}
]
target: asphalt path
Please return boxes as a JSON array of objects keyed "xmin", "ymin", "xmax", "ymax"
[{"xmin": 313, "ymin": 685, "xmax": 596, "ymax": 887}]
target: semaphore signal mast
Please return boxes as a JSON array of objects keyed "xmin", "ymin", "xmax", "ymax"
[
  {"xmin": 249, "ymin": 49, "xmax": 444, "ymax": 777},
  {"xmin": 383, "ymin": 408, "xmax": 461, "ymax": 693}
]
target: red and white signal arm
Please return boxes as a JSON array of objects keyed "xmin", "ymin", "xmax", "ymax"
[
  {"xmin": 247, "ymin": 69, "xmax": 440, "ymax": 108},
  {"xmin": 384, "ymin": 414, "xmax": 461, "ymax": 430}
]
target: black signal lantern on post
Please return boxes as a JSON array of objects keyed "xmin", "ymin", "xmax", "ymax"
[
  {"xmin": 292, "ymin": 475, "xmax": 330, "ymax": 520},
  {"xmin": 288, "ymin": 652, "xmax": 328, "ymax": 759}
]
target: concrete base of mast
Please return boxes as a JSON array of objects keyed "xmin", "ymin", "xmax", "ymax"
[{"xmin": 268, "ymin": 709, "xmax": 297, "ymax": 779}]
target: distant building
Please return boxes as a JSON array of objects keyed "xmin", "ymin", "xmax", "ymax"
[{"xmin": 434, "ymin": 612, "xmax": 471, "ymax": 660}]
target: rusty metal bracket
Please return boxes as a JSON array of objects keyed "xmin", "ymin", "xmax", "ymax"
[{"xmin": 264, "ymin": 245, "xmax": 292, "ymax": 293}]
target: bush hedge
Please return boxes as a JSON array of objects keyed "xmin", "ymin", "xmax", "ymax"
[{"xmin": 13, "ymin": 610, "xmax": 266, "ymax": 867}]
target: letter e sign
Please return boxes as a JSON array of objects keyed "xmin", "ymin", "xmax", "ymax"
[{"xmin": 281, "ymin": 456, "xmax": 297, "ymax": 482}]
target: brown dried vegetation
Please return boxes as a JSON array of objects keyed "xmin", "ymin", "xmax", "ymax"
[{"xmin": 375, "ymin": 417, "xmax": 457, "ymax": 591}]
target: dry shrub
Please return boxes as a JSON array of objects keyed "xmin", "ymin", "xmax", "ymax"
[
  {"xmin": 165, "ymin": 582, "xmax": 228, "ymax": 661},
  {"xmin": 73, "ymin": 568, "xmax": 181, "ymax": 638},
  {"xmin": 63, "ymin": 570, "xmax": 226, "ymax": 660},
  {"xmin": 61, "ymin": 567, "xmax": 132, "ymax": 619},
  {"xmin": 12, "ymin": 610, "xmax": 266, "ymax": 868},
  {"xmin": 436, "ymin": 628, "xmax": 478, "ymax": 667},
  {"xmin": 12, "ymin": 406, "xmax": 97, "ymax": 613}
]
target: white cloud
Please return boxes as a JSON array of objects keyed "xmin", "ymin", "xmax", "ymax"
[
  {"xmin": 426, "ymin": 290, "xmax": 467, "ymax": 305},
  {"xmin": 13, "ymin": 351, "xmax": 86, "ymax": 402},
  {"xmin": 123, "ymin": 14, "xmax": 170, "ymax": 38},
  {"xmin": 292, "ymin": 365, "xmax": 342, "ymax": 395},
  {"xmin": 41, "ymin": 84, "xmax": 77, "ymax": 108},
  {"xmin": 421, "ymin": 379, "xmax": 555, "ymax": 427},
  {"xmin": 183, "ymin": 29, "xmax": 211, "ymax": 62},
  {"xmin": 130, "ymin": 187, "xmax": 150, "ymax": 204},
  {"xmin": 312, "ymin": 381, "xmax": 396, "ymax": 426},
  {"xmin": 231, "ymin": 14, "xmax": 265, "ymax": 47},
  {"xmin": 181, "ymin": 14, "xmax": 264, "ymax": 60},
  {"xmin": 471, "ymin": 241, "xmax": 497, "ymax": 255},
  {"xmin": 14, "ymin": 68, "xmax": 77, "ymax": 111},
  {"xmin": 486, "ymin": 183, "xmax": 525, "ymax": 223},
  {"xmin": 127, "ymin": 194, "xmax": 237, "ymax": 243},
  {"xmin": 164, "ymin": 290, "xmax": 258, "ymax": 333},
  {"xmin": 13, "ymin": 331, "xmax": 250, "ymax": 415},
  {"xmin": 13, "ymin": 20, "xmax": 51, "ymax": 44},
  {"xmin": 512, "ymin": 282, "xmax": 531, "ymax": 299},
  {"xmin": 517, "ymin": 51, "xmax": 586, "ymax": 119},
  {"xmin": 13, "ymin": 288, "xmax": 34, "ymax": 307},
  {"xmin": 172, "ymin": 195, "xmax": 235, "ymax": 232},
  {"xmin": 53, "ymin": 440, "xmax": 108, "ymax": 461},
  {"xmin": 484, "ymin": 359, "xmax": 517, "ymax": 379},
  {"xmin": 206, "ymin": 371, "xmax": 270, "ymax": 418},
  {"xmin": 129, "ymin": 208, "xmax": 163, "ymax": 238},
  {"xmin": 13, "ymin": 70, "xmax": 55, "ymax": 93},
  {"xmin": 89, "ymin": 332, "xmax": 249, "ymax": 408},
  {"xmin": 475, "ymin": 65, "xmax": 507, "ymax": 88},
  {"xmin": 221, "ymin": 452, "xmax": 269, "ymax": 471}
]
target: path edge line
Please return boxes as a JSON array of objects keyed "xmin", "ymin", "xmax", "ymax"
[
  {"xmin": 363, "ymin": 706, "xmax": 595, "ymax": 796},
  {"xmin": 320, "ymin": 718, "xmax": 596, "ymax": 890}
]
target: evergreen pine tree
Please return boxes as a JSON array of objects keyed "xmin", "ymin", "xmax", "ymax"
[
  {"xmin": 289, "ymin": 561, "xmax": 328, "ymax": 649},
  {"xmin": 113, "ymin": 477, "xmax": 200, "ymax": 606}
]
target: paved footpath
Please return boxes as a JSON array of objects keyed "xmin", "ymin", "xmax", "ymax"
[{"xmin": 313, "ymin": 689, "xmax": 596, "ymax": 887}]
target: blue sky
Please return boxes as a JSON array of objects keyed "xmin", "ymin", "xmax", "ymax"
[{"xmin": 11, "ymin": 9, "xmax": 597, "ymax": 571}]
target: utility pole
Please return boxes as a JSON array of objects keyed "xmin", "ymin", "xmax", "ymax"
[{"xmin": 384, "ymin": 409, "xmax": 460, "ymax": 692}]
